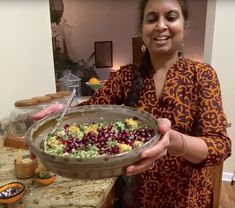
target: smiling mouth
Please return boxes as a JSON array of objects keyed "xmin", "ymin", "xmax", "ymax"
[
  {"xmin": 153, "ymin": 36, "xmax": 170, "ymax": 41},
  {"xmin": 153, "ymin": 36, "xmax": 170, "ymax": 46}
]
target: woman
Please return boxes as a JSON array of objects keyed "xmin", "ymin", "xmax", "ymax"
[{"xmin": 33, "ymin": 0, "xmax": 231, "ymax": 207}]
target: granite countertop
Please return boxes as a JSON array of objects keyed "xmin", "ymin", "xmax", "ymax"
[{"xmin": 0, "ymin": 147, "xmax": 116, "ymax": 208}]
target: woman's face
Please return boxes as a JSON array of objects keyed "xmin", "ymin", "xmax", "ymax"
[{"xmin": 141, "ymin": 0, "xmax": 185, "ymax": 57}]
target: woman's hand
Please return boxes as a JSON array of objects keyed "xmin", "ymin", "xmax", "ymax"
[
  {"xmin": 125, "ymin": 118, "xmax": 171, "ymax": 176},
  {"xmin": 31, "ymin": 103, "xmax": 65, "ymax": 121}
]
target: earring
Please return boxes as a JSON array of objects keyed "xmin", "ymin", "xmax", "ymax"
[
  {"xmin": 181, "ymin": 40, "xmax": 185, "ymax": 48},
  {"xmin": 141, "ymin": 44, "xmax": 146, "ymax": 52},
  {"xmin": 178, "ymin": 40, "xmax": 185, "ymax": 55}
]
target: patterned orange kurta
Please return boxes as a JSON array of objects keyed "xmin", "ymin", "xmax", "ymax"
[{"xmin": 81, "ymin": 57, "xmax": 231, "ymax": 208}]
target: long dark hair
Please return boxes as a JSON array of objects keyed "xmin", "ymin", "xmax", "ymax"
[{"xmin": 124, "ymin": 0, "xmax": 190, "ymax": 107}]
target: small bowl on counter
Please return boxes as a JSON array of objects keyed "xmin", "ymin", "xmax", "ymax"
[
  {"xmin": 34, "ymin": 172, "xmax": 56, "ymax": 185},
  {"xmin": 14, "ymin": 154, "xmax": 38, "ymax": 179},
  {"xmin": 0, "ymin": 182, "xmax": 25, "ymax": 204}
]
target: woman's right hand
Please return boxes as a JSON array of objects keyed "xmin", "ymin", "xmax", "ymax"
[
  {"xmin": 126, "ymin": 118, "xmax": 171, "ymax": 176},
  {"xmin": 31, "ymin": 103, "xmax": 65, "ymax": 121}
]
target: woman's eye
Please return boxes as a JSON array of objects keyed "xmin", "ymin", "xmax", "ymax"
[
  {"xmin": 145, "ymin": 16, "xmax": 158, "ymax": 24},
  {"xmin": 167, "ymin": 15, "xmax": 177, "ymax": 21},
  {"xmin": 144, "ymin": 13, "xmax": 158, "ymax": 24},
  {"xmin": 146, "ymin": 18, "xmax": 157, "ymax": 23},
  {"xmin": 167, "ymin": 12, "xmax": 179, "ymax": 21}
]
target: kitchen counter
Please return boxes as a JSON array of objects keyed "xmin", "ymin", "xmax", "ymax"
[{"xmin": 0, "ymin": 147, "xmax": 116, "ymax": 208}]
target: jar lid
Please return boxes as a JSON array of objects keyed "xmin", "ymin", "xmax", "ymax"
[
  {"xmin": 58, "ymin": 71, "xmax": 81, "ymax": 82},
  {"xmin": 57, "ymin": 91, "xmax": 71, "ymax": 97},
  {"xmin": 45, "ymin": 93, "xmax": 64, "ymax": 99},
  {"xmin": 14, "ymin": 99, "xmax": 39, "ymax": 107},
  {"xmin": 31, "ymin": 96, "xmax": 52, "ymax": 104}
]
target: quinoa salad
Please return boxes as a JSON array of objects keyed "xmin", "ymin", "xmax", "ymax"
[{"xmin": 43, "ymin": 117, "xmax": 154, "ymax": 158}]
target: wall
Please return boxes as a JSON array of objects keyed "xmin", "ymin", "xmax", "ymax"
[
  {"xmin": 60, "ymin": 0, "xmax": 207, "ymax": 80},
  {"xmin": 61, "ymin": 0, "xmax": 141, "ymax": 80},
  {"xmin": 184, "ymin": 0, "xmax": 207, "ymax": 61},
  {"xmin": 204, "ymin": 0, "xmax": 235, "ymax": 173},
  {"xmin": 0, "ymin": 0, "xmax": 56, "ymax": 121}
]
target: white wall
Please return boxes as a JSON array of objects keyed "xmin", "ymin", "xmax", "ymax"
[
  {"xmin": 204, "ymin": 0, "xmax": 235, "ymax": 173},
  {"xmin": 0, "ymin": 0, "xmax": 56, "ymax": 121}
]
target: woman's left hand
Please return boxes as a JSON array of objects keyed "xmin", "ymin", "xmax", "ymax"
[{"xmin": 125, "ymin": 118, "xmax": 171, "ymax": 176}]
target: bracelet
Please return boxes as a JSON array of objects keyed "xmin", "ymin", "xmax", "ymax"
[
  {"xmin": 168, "ymin": 133, "xmax": 187, "ymax": 156},
  {"xmin": 149, "ymin": 162, "xmax": 155, "ymax": 170}
]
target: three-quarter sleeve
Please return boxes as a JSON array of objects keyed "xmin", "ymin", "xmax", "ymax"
[{"xmin": 195, "ymin": 63, "xmax": 231, "ymax": 167}]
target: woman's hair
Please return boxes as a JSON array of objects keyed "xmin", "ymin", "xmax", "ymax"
[{"xmin": 124, "ymin": 0, "xmax": 189, "ymax": 107}]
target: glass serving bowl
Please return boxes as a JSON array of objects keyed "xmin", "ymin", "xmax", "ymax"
[{"xmin": 25, "ymin": 105, "xmax": 160, "ymax": 179}]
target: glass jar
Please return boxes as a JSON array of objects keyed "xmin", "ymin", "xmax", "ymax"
[
  {"xmin": 57, "ymin": 90, "xmax": 71, "ymax": 97},
  {"xmin": 45, "ymin": 92, "xmax": 65, "ymax": 104},
  {"xmin": 57, "ymin": 90, "xmax": 72, "ymax": 103},
  {"xmin": 9, "ymin": 99, "xmax": 40, "ymax": 137},
  {"xmin": 58, "ymin": 71, "xmax": 81, "ymax": 97},
  {"xmin": 31, "ymin": 95, "xmax": 52, "ymax": 110}
]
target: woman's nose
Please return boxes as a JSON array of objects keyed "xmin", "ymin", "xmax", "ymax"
[{"xmin": 155, "ymin": 19, "xmax": 167, "ymax": 32}]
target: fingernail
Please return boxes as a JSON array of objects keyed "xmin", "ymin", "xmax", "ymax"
[
  {"xmin": 162, "ymin": 125, "xmax": 167, "ymax": 131},
  {"xmin": 126, "ymin": 166, "xmax": 133, "ymax": 173},
  {"xmin": 142, "ymin": 153, "xmax": 147, "ymax": 158}
]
